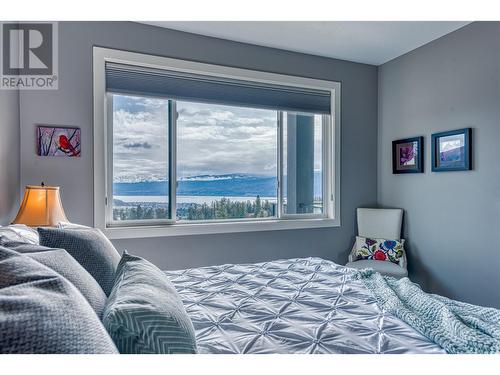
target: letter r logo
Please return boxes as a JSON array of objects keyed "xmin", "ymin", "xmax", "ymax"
[{"xmin": 2, "ymin": 23, "xmax": 53, "ymax": 75}]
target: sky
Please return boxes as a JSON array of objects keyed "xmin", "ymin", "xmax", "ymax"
[
  {"xmin": 113, "ymin": 95, "xmax": 169, "ymax": 183},
  {"xmin": 439, "ymin": 134, "xmax": 464, "ymax": 152},
  {"xmin": 176, "ymin": 101, "xmax": 277, "ymax": 178},
  {"xmin": 112, "ymin": 94, "xmax": 322, "ymax": 183}
]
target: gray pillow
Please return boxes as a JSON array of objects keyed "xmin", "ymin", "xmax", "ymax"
[
  {"xmin": 103, "ymin": 252, "xmax": 197, "ymax": 354},
  {"xmin": 1, "ymin": 240, "xmax": 107, "ymax": 318},
  {"xmin": 38, "ymin": 227, "xmax": 121, "ymax": 296},
  {"xmin": 0, "ymin": 246, "xmax": 118, "ymax": 354}
]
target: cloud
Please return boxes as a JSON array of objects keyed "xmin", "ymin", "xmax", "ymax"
[
  {"xmin": 123, "ymin": 141, "xmax": 153, "ymax": 149},
  {"xmin": 176, "ymin": 101, "xmax": 277, "ymax": 177},
  {"xmin": 112, "ymin": 96, "xmax": 168, "ymax": 182}
]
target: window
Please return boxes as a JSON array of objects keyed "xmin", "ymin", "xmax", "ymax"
[
  {"xmin": 176, "ymin": 101, "xmax": 278, "ymax": 221},
  {"xmin": 112, "ymin": 94, "xmax": 170, "ymax": 222},
  {"xmin": 94, "ymin": 48, "xmax": 340, "ymax": 238}
]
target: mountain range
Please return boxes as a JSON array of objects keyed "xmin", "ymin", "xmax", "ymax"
[{"xmin": 113, "ymin": 173, "xmax": 322, "ymax": 197}]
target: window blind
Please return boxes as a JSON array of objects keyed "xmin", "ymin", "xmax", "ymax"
[{"xmin": 105, "ymin": 62, "xmax": 331, "ymax": 114}]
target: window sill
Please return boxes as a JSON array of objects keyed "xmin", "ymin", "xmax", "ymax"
[{"xmin": 101, "ymin": 217, "xmax": 340, "ymax": 239}]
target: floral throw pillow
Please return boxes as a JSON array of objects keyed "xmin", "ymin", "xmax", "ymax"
[{"xmin": 354, "ymin": 236, "xmax": 404, "ymax": 264}]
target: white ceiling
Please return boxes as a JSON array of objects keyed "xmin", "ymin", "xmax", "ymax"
[{"xmin": 142, "ymin": 21, "xmax": 470, "ymax": 65}]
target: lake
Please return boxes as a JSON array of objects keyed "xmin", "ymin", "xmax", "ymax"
[{"xmin": 114, "ymin": 195, "xmax": 277, "ymax": 205}]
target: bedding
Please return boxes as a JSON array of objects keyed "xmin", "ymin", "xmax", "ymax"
[
  {"xmin": 355, "ymin": 269, "xmax": 500, "ymax": 354},
  {"xmin": 27, "ymin": 248, "xmax": 108, "ymax": 318},
  {"xmin": 0, "ymin": 224, "xmax": 39, "ymax": 244},
  {"xmin": 0, "ymin": 246, "xmax": 118, "ymax": 354},
  {"xmin": 165, "ymin": 257, "xmax": 445, "ymax": 354},
  {"xmin": 3, "ymin": 240, "xmax": 108, "ymax": 318},
  {"xmin": 103, "ymin": 252, "xmax": 197, "ymax": 354},
  {"xmin": 38, "ymin": 227, "xmax": 121, "ymax": 295}
]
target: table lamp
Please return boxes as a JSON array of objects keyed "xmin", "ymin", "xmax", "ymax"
[{"xmin": 11, "ymin": 183, "xmax": 69, "ymax": 227}]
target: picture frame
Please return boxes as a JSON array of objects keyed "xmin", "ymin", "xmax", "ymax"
[
  {"xmin": 392, "ymin": 136, "xmax": 423, "ymax": 174},
  {"xmin": 37, "ymin": 125, "xmax": 81, "ymax": 157},
  {"xmin": 431, "ymin": 128, "xmax": 472, "ymax": 172}
]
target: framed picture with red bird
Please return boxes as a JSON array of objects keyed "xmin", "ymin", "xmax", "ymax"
[{"xmin": 36, "ymin": 125, "xmax": 81, "ymax": 157}]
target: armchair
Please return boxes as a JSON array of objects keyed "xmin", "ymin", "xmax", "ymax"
[{"xmin": 345, "ymin": 208, "xmax": 408, "ymax": 278}]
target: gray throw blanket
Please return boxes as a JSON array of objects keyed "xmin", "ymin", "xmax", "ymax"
[{"xmin": 354, "ymin": 269, "xmax": 500, "ymax": 354}]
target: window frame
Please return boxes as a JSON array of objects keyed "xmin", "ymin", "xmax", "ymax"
[
  {"xmin": 278, "ymin": 111, "xmax": 331, "ymax": 220},
  {"xmin": 93, "ymin": 47, "xmax": 341, "ymax": 239},
  {"xmin": 105, "ymin": 92, "xmax": 175, "ymax": 227}
]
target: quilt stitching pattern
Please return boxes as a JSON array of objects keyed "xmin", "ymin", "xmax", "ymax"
[{"xmin": 166, "ymin": 257, "xmax": 445, "ymax": 354}]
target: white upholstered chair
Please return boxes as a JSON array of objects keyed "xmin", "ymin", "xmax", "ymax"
[{"xmin": 345, "ymin": 208, "xmax": 408, "ymax": 278}]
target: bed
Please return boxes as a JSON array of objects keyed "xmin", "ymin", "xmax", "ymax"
[
  {"xmin": 165, "ymin": 257, "xmax": 445, "ymax": 354},
  {"xmin": 3, "ymin": 224, "xmax": 497, "ymax": 354}
]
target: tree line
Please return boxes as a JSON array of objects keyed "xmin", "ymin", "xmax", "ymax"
[{"xmin": 113, "ymin": 196, "xmax": 275, "ymax": 221}]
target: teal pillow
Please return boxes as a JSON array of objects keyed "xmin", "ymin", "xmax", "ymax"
[{"xmin": 102, "ymin": 252, "xmax": 197, "ymax": 354}]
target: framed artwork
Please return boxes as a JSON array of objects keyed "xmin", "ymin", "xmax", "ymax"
[
  {"xmin": 37, "ymin": 126, "xmax": 81, "ymax": 157},
  {"xmin": 392, "ymin": 136, "xmax": 423, "ymax": 174},
  {"xmin": 431, "ymin": 128, "xmax": 471, "ymax": 172}
]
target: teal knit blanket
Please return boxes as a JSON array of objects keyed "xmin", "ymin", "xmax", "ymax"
[{"xmin": 354, "ymin": 269, "xmax": 500, "ymax": 354}]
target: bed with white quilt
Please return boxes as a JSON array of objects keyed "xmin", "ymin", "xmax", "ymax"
[
  {"xmin": 3, "ymin": 224, "xmax": 497, "ymax": 354},
  {"xmin": 165, "ymin": 257, "xmax": 445, "ymax": 354}
]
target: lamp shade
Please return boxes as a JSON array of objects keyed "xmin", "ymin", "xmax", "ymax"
[{"xmin": 11, "ymin": 185, "xmax": 69, "ymax": 227}]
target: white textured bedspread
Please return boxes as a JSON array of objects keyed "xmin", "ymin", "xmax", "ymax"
[{"xmin": 165, "ymin": 257, "xmax": 444, "ymax": 354}]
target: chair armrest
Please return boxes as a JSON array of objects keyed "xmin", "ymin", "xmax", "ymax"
[
  {"xmin": 347, "ymin": 243, "xmax": 357, "ymax": 263},
  {"xmin": 399, "ymin": 250, "xmax": 407, "ymax": 269}
]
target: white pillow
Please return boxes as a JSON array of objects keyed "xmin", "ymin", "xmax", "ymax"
[
  {"xmin": 0, "ymin": 224, "xmax": 39, "ymax": 244},
  {"xmin": 57, "ymin": 221, "xmax": 91, "ymax": 229}
]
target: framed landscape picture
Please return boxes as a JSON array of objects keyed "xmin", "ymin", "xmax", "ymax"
[
  {"xmin": 37, "ymin": 126, "xmax": 81, "ymax": 157},
  {"xmin": 392, "ymin": 136, "xmax": 423, "ymax": 174},
  {"xmin": 431, "ymin": 128, "xmax": 471, "ymax": 172}
]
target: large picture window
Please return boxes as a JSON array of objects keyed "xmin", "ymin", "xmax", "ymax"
[{"xmin": 94, "ymin": 48, "xmax": 340, "ymax": 237}]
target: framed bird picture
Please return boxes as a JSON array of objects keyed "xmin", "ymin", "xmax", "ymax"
[{"xmin": 37, "ymin": 125, "xmax": 81, "ymax": 157}]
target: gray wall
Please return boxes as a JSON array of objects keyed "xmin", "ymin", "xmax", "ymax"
[
  {"xmin": 378, "ymin": 22, "xmax": 500, "ymax": 308},
  {"xmin": 7, "ymin": 21, "xmax": 500, "ymax": 308},
  {"xmin": 19, "ymin": 22, "xmax": 378, "ymax": 270},
  {"xmin": 0, "ymin": 89, "xmax": 20, "ymax": 225}
]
